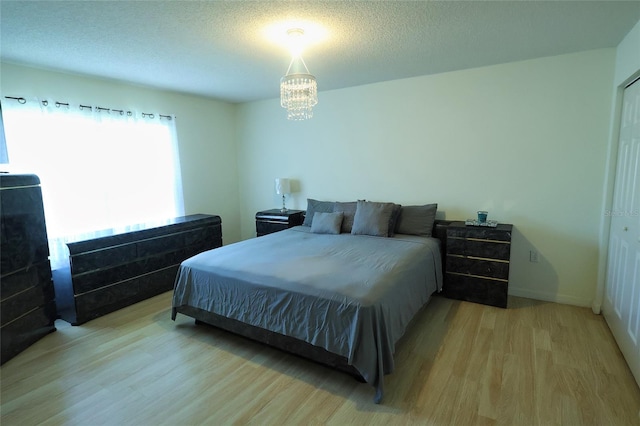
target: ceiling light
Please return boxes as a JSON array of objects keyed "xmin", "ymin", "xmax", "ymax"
[
  {"xmin": 280, "ymin": 28, "xmax": 317, "ymax": 121},
  {"xmin": 263, "ymin": 21, "xmax": 328, "ymax": 49}
]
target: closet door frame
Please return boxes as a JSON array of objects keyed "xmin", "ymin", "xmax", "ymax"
[{"xmin": 595, "ymin": 73, "xmax": 640, "ymax": 389}]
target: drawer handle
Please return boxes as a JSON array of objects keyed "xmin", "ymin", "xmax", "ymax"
[
  {"xmin": 446, "ymin": 271, "xmax": 508, "ymax": 282},
  {"xmin": 447, "ymin": 254, "xmax": 509, "ymax": 263},
  {"xmin": 448, "ymin": 236, "xmax": 511, "ymax": 244}
]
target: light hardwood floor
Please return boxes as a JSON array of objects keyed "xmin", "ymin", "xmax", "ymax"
[{"xmin": 1, "ymin": 292, "xmax": 639, "ymax": 425}]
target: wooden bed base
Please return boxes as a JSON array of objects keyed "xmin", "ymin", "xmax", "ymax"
[
  {"xmin": 173, "ymin": 304, "xmax": 365, "ymax": 382},
  {"xmin": 172, "ymin": 220, "xmax": 452, "ymax": 388}
]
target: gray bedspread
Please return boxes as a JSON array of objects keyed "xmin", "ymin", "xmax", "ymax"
[{"xmin": 172, "ymin": 226, "xmax": 443, "ymax": 403}]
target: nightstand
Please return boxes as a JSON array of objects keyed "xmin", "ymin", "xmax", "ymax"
[
  {"xmin": 444, "ymin": 221, "xmax": 513, "ymax": 308},
  {"xmin": 255, "ymin": 209, "xmax": 305, "ymax": 237}
]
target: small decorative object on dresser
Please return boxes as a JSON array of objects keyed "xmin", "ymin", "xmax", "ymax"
[
  {"xmin": 444, "ymin": 221, "xmax": 513, "ymax": 308},
  {"xmin": 255, "ymin": 209, "xmax": 305, "ymax": 237}
]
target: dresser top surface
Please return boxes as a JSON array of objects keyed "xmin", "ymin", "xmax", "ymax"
[
  {"xmin": 66, "ymin": 214, "xmax": 221, "ymax": 251},
  {"xmin": 449, "ymin": 221, "xmax": 513, "ymax": 232},
  {"xmin": 0, "ymin": 173, "xmax": 41, "ymax": 188},
  {"xmin": 256, "ymin": 209, "xmax": 305, "ymax": 217}
]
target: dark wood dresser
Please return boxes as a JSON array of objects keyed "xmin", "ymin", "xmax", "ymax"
[
  {"xmin": 54, "ymin": 214, "xmax": 222, "ymax": 325},
  {"xmin": 444, "ymin": 221, "xmax": 513, "ymax": 308},
  {"xmin": 255, "ymin": 209, "xmax": 305, "ymax": 236},
  {"xmin": 1, "ymin": 173, "xmax": 57, "ymax": 364}
]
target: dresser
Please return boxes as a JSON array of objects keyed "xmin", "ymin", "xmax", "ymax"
[
  {"xmin": 255, "ymin": 209, "xmax": 305, "ymax": 236},
  {"xmin": 55, "ymin": 214, "xmax": 222, "ymax": 325},
  {"xmin": 444, "ymin": 221, "xmax": 513, "ymax": 308},
  {"xmin": 1, "ymin": 174, "xmax": 57, "ymax": 364}
]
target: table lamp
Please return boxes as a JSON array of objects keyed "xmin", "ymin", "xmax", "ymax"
[{"xmin": 275, "ymin": 178, "xmax": 291, "ymax": 212}]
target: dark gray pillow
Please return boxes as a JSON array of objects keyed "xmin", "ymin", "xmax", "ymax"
[
  {"xmin": 333, "ymin": 201, "xmax": 357, "ymax": 233},
  {"xmin": 387, "ymin": 203, "xmax": 402, "ymax": 237},
  {"xmin": 303, "ymin": 198, "xmax": 335, "ymax": 226},
  {"xmin": 395, "ymin": 203, "xmax": 438, "ymax": 236},
  {"xmin": 310, "ymin": 212, "xmax": 343, "ymax": 234},
  {"xmin": 351, "ymin": 200, "xmax": 395, "ymax": 237}
]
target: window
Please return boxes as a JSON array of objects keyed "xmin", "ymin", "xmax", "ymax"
[{"xmin": 1, "ymin": 98, "xmax": 184, "ymax": 268}]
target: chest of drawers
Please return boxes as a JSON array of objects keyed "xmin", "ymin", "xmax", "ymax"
[
  {"xmin": 55, "ymin": 214, "xmax": 222, "ymax": 325},
  {"xmin": 1, "ymin": 174, "xmax": 57, "ymax": 364},
  {"xmin": 444, "ymin": 221, "xmax": 513, "ymax": 308}
]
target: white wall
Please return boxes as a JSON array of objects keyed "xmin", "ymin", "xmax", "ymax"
[
  {"xmin": 237, "ymin": 49, "xmax": 616, "ymax": 307},
  {"xmin": 0, "ymin": 63, "xmax": 242, "ymax": 244},
  {"xmin": 594, "ymin": 19, "xmax": 640, "ymax": 313},
  {"xmin": 0, "ymin": 47, "xmax": 620, "ymax": 307}
]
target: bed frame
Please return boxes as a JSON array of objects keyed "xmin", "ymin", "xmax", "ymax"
[
  {"xmin": 177, "ymin": 304, "xmax": 365, "ymax": 381},
  {"xmin": 172, "ymin": 219, "xmax": 452, "ymax": 386}
]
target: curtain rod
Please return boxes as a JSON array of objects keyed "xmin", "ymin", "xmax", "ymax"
[{"xmin": 2, "ymin": 96, "xmax": 173, "ymax": 120}]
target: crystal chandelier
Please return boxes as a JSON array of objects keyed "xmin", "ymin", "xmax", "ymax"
[{"xmin": 280, "ymin": 29, "xmax": 317, "ymax": 120}]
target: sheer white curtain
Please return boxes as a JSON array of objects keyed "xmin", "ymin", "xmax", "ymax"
[{"xmin": 2, "ymin": 98, "xmax": 184, "ymax": 269}]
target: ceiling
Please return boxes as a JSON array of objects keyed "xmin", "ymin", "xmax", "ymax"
[{"xmin": 1, "ymin": 1, "xmax": 639, "ymax": 104}]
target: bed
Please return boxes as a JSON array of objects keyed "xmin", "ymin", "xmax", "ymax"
[{"xmin": 172, "ymin": 201, "xmax": 447, "ymax": 403}]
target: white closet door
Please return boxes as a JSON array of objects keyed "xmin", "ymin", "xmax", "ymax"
[{"xmin": 604, "ymin": 78, "xmax": 640, "ymax": 387}]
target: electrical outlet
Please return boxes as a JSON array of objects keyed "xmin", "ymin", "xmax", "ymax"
[{"xmin": 530, "ymin": 250, "xmax": 539, "ymax": 263}]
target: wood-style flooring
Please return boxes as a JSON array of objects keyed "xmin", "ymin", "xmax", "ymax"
[{"xmin": 1, "ymin": 292, "xmax": 639, "ymax": 425}]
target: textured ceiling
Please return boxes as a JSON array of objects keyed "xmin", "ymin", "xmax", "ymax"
[{"xmin": 1, "ymin": 1, "xmax": 639, "ymax": 103}]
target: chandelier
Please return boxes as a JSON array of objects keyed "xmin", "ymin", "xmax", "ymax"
[{"xmin": 280, "ymin": 29, "xmax": 317, "ymax": 120}]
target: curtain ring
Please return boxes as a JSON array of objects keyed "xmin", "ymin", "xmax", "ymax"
[
  {"xmin": 41, "ymin": 100, "xmax": 48, "ymax": 106},
  {"xmin": 4, "ymin": 96, "xmax": 27, "ymax": 104}
]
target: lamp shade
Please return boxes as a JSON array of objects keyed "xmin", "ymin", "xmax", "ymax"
[{"xmin": 275, "ymin": 178, "xmax": 291, "ymax": 195}]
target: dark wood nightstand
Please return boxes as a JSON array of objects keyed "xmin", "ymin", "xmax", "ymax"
[
  {"xmin": 255, "ymin": 209, "xmax": 305, "ymax": 237},
  {"xmin": 444, "ymin": 221, "xmax": 513, "ymax": 308}
]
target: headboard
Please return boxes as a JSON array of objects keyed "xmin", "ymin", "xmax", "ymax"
[
  {"xmin": 432, "ymin": 219, "xmax": 454, "ymax": 242},
  {"xmin": 433, "ymin": 219, "xmax": 455, "ymax": 273}
]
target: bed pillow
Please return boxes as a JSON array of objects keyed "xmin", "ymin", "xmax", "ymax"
[
  {"xmin": 395, "ymin": 203, "xmax": 438, "ymax": 237},
  {"xmin": 333, "ymin": 201, "xmax": 358, "ymax": 233},
  {"xmin": 351, "ymin": 200, "xmax": 395, "ymax": 237},
  {"xmin": 310, "ymin": 212, "xmax": 343, "ymax": 234},
  {"xmin": 387, "ymin": 203, "xmax": 402, "ymax": 237},
  {"xmin": 303, "ymin": 198, "xmax": 335, "ymax": 227}
]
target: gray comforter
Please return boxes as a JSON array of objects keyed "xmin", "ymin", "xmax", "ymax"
[{"xmin": 172, "ymin": 226, "xmax": 443, "ymax": 402}]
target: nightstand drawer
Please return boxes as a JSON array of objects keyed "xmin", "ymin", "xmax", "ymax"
[
  {"xmin": 445, "ymin": 273, "xmax": 508, "ymax": 308},
  {"xmin": 446, "ymin": 255, "xmax": 510, "ymax": 279},
  {"xmin": 256, "ymin": 220, "xmax": 289, "ymax": 235},
  {"xmin": 447, "ymin": 238, "xmax": 511, "ymax": 260},
  {"xmin": 447, "ymin": 226, "xmax": 511, "ymax": 241}
]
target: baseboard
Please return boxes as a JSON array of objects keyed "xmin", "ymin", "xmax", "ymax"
[{"xmin": 508, "ymin": 287, "xmax": 592, "ymax": 308}]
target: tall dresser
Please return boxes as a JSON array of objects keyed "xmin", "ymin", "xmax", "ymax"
[
  {"xmin": 444, "ymin": 221, "xmax": 513, "ymax": 308},
  {"xmin": 0, "ymin": 173, "xmax": 57, "ymax": 364}
]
